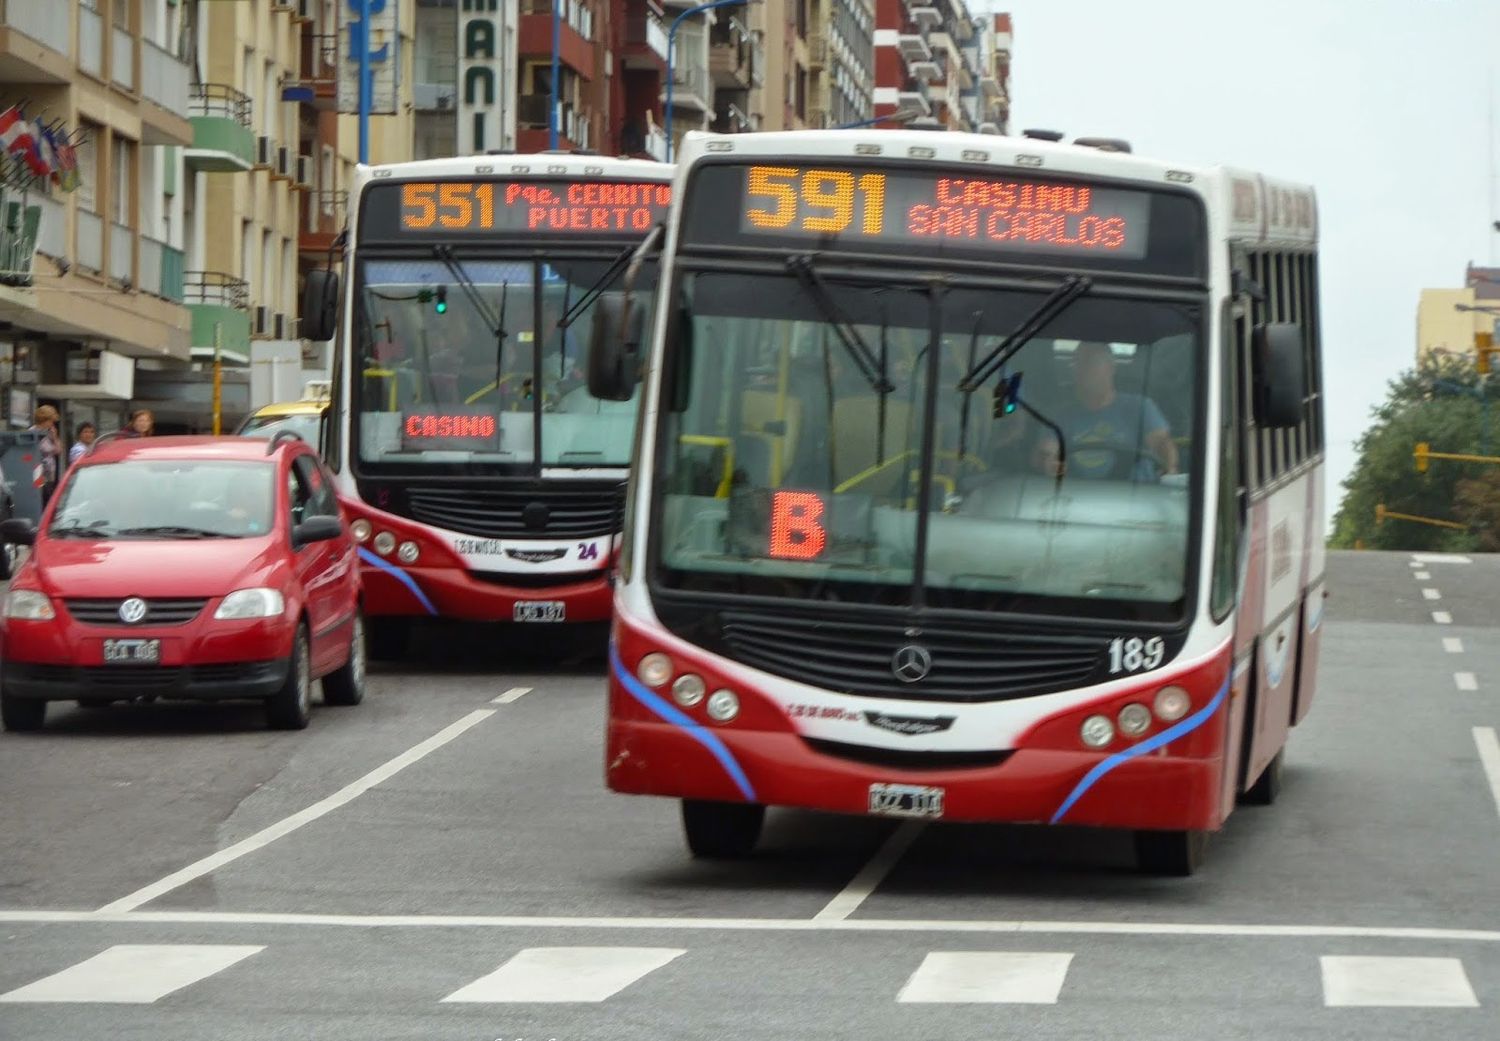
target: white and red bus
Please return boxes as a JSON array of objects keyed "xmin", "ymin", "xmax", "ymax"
[
  {"xmin": 300, "ymin": 154, "xmax": 673, "ymax": 652},
  {"xmin": 587, "ymin": 129, "xmax": 1324, "ymax": 875}
]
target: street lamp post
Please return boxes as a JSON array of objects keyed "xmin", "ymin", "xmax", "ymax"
[
  {"xmin": 835, "ymin": 108, "xmax": 921, "ymax": 130},
  {"xmin": 550, "ymin": 0, "xmax": 561, "ymax": 149},
  {"xmin": 666, "ymin": 0, "xmax": 753, "ymax": 163}
]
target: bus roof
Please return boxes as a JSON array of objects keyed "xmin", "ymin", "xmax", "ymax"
[
  {"xmin": 675, "ymin": 129, "xmax": 1317, "ymax": 250},
  {"xmin": 353, "ymin": 152, "xmax": 675, "ymax": 191}
]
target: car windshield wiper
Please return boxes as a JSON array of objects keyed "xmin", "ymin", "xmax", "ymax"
[
  {"xmin": 957, "ymin": 275, "xmax": 1092, "ymax": 392},
  {"xmin": 787, "ymin": 255, "xmax": 895, "ymax": 394},
  {"xmin": 49, "ymin": 521, "xmax": 115, "ymax": 538},
  {"xmin": 115, "ymin": 525, "xmax": 235, "ymax": 539}
]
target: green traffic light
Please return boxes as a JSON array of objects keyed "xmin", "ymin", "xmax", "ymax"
[{"xmin": 434, "ymin": 285, "xmax": 448, "ymax": 314}]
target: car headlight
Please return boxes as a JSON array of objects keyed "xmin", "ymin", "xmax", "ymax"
[
  {"xmin": 214, "ymin": 588, "xmax": 286, "ymax": 620},
  {"xmin": 3, "ymin": 590, "xmax": 54, "ymax": 620}
]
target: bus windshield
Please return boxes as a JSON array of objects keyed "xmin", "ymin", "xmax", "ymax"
[
  {"xmin": 653, "ymin": 269, "xmax": 1202, "ymax": 620},
  {"xmin": 353, "ymin": 257, "xmax": 654, "ymax": 470}
]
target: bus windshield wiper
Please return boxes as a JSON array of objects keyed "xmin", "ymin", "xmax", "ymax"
[
  {"xmin": 957, "ymin": 275, "xmax": 1091, "ymax": 392},
  {"xmin": 787, "ymin": 255, "xmax": 895, "ymax": 394},
  {"xmin": 436, "ymin": 245, "xmax": 510, "ymax": 403},
  {"xmin": 556, "ymin": 245, "xmax": 635, "ymax": 331}
]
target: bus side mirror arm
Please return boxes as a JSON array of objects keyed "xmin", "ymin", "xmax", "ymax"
[
  {"xmin": 1251, "ymin": 322, "xmax": 1305, "ymax": 429},
  {"xmin": 587, "ymin": 223, "xmax": 663, "ymax": 402}
]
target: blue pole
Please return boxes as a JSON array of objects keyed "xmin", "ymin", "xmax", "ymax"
[
  {"xmin": 550, "ymin": 0, "xmax": 561, "ymax": 148},
  {"xmin": 666, "ymin": 0, "xmax": 750, "ymax": 164},
  {"xmin": 357, "ymin": 0, "xmax": 371, "ymax": 164}
]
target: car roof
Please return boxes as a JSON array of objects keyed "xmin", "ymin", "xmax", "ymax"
[{"xmin": 81, "ymin": 435, "xmax": 309, "ymax": 465}]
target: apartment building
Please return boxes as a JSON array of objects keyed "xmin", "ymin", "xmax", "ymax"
[{"xmin": 872, "ymin": 1, "xmax": 1010, "ymax": 134}]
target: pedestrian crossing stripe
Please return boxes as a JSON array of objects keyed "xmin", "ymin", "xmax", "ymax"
[{"xmin": 0, "ymin": 945, "xmax": 264, "ymax": 1004}]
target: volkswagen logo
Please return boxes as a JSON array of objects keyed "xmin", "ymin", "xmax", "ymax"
[
  {"xmin": 891, "ymin": 644, "xmax": 932, "ymax": 683},
  {"xmin": 118, "ymin": 597, "xmax": 148, "ymax": 625}
]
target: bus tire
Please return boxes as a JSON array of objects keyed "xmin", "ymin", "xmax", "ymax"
[
  {"xmin": 681, "ymin": 799, "xmax": 764, "ymax": 859},
  {"xmin": 1134, "ymin": 828, "xmax": 1207, "ymax": 877},
  {"xmin": 366, "ymin": 617, "xmax": 411, "ymax": 662},
  {"xmin": 1240, "ymin": 749, "xmax": 1284, "ymax": 807}
]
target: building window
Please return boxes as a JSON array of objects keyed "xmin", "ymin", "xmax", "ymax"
[
  {"xmin": 75, "ymin": 127, "xmax": 100, "ymax": 214},
  {"xmin": 111, "ymin": 136, "xmax": 135, "ymax": 226},
  {"xmin": 262, "ymin": 229, "xmax": 275, "ymax": 310}
]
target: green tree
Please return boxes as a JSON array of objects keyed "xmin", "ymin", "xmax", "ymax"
[{"xmin": 1330, "ymin": 357, "xmax": 1495, "ymax": 550}]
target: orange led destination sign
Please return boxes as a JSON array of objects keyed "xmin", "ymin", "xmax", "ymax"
[{"xmin": 360, "ymin": 179, "xmax": 674, "ymax": 240}]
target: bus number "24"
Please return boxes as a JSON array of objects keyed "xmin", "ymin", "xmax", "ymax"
[{"xmin": 1108, "ymin": 636, "xmax": 1165, "ymax": 675}]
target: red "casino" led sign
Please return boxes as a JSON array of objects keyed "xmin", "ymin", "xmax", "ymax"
[{"xmin": 400, "ymin": 411, "xmax": 501, "ymax": 451}]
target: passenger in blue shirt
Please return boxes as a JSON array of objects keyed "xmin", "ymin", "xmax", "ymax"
[{"xmin": 1034, "ymin": 341, "xmax": 1179, "ymax": 481}]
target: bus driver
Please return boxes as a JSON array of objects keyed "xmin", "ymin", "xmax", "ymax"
[{"xmin": 1034, "ymin": 341, "xmax": 1179, "ymax": 481}]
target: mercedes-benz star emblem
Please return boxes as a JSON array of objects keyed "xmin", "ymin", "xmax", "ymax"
[
  {"xmin": 118, "ymin": 597, "xmax": 148, "ymax": 625},
  {"xmin": 891, "ymin": 644, "xmax": 933, "ymax": 683}
]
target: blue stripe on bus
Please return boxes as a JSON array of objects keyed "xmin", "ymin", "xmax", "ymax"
[
  {"xmin": 1049, "ymin": 676, "xmax": 1231, "ymax": 825},
  {"xmin": 609, "ymin": 644, "xmax": 758, "ymax": 803},
  {"xmin": 356, "ymin": 547, "xmax": 439, "ymax": 616}
]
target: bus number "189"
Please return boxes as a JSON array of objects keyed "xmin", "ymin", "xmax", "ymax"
[{"xmin": 1108, "ymin": 636, "xmax": 1165, "ymax": 675}]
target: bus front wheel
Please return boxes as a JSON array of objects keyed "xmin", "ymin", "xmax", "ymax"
[
  {"xmin": 681, "ymin": 799, "xmax": 764, "ymax": 859},
  {"xmin": 1134, "ymin": 828, "xmax": 1207, "ymax": 877}
]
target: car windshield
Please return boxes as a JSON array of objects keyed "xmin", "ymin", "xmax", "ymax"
[
  {"xmin": 353, "ymin": 257, "xmax": 654, "ymax": 471},
  {"xmin": 654, "ymin": 270, "xmax": 1201, "ymax": 620},
  {"xmin": 238, "ymin": 412, "xmax": 322, "ymax": 445},
  {"xmin": 50, "ymin": 459, "xmax": 277, "ymax": 539}
]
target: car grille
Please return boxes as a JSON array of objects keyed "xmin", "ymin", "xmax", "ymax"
[
  {"xmin": 405, "ymin": 485, "xmax": 623, "ymax": 539},
  {"xmin": 64, "ymin": 598, "xmax": 209, "ymax": 626},
  {"xmin": 6, "ymin": 662, "xmax": 282, "ymax": 689},
  {"xmin": 718, "ymin": 609, "xmax": 1108, "ymax": 702}
]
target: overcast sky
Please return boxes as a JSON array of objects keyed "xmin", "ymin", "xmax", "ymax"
[{"xmin": 982, "ymin": 0, "xmax": 1500, "ymax": 520}]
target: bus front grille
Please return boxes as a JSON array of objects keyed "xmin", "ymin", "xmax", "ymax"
[{"xmin": 404, "ymin": 485, "xmax": 624, "ymax": 539}]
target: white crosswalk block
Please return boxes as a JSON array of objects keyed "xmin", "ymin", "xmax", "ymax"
[
  {"xmin": 1320, "ymin": 956, "xmax": 1479, "ymax": 1008},
  {"xmin": 442, "ymin": 947, "xmax": 685, "ymax": 1003},
  {"xmin": 0, "ymin": 945, "xmax": 264, "ymax": 1004},
  {"xmin": 897, "ymin": 952, "xmax": 1073, "ymax": 1004}
]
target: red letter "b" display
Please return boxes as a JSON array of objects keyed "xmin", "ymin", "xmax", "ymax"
[{"xmin": 769, "ymin": 491, "xmax": 828, "ymax": 561}]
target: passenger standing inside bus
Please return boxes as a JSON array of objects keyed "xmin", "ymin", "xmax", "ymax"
[{"xmin": 1035, "ymin": 341, "xmax": 1178, "ymax": 480}]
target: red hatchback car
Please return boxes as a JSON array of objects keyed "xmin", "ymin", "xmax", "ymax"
[{"xmin": 0, "ymin": 435, "xmax": 365, "ymax": 732}]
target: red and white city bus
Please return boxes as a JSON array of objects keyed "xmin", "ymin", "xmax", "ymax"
[
  {"xmin": 587, "ymin": 130, "xmax": 1324, "ymax": 875},
  {"xmin": 300, "ymin": 154, "xmax": 673, "ymax": 652}
]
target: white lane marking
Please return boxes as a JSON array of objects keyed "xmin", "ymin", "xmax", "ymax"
[
  {"xmin": 96, "ymin": 710, "xmax": 496, "ymax": 914},
  {"xmin": 1474, "ymin": 727, "xmax": 1500, "ymax": 820},
  {"xmin": 1409, "ymin": 560, "xmax": 1422, "ymax": 568},
  {"xmin": 491, "ymin": 687, "xmax": 534, "ymax": 704},
  {"xmin": 1423, "ymin": 588, "xmax": 1442, "ymax": 601},
  {"xmin": 1320, "ymin": 955, "xmax": 1479, "ymax": 1008},
  {"xmin": 1445, "ymin": 638, "xmax": 1465, "ymax": 654},
  {"xmin": 21, "ymin": 909, "xmax": 1500, "ymax": 943},
  {"xmin": 1433, "ymin": 611, "xmax": 1453, "ymax": 625},
  {"xmin": 443, "ymin": 947, "xmax": 683, "ymax": 1002},
  {"xmin": 813, "ymin": 820, "xmax": 925, "ymax": 922},
  {"xmin": 1411, "ymin": 553, "xmax": 1473, "ymax": 564},
  {"xmin": 1414, "ymin": 571, "xmax": 1432, "ymax": 580},
  {"xmin": 0, "ymin": 945, "xmax": 263, "ymax": 1004},
  {"xmin": 898, "ymin": 952, "xmax": 1073, "ymax": 1004},
  {"xmin": 1456, "ymin": 673, "xmax": 1478, "ymax": 692}
]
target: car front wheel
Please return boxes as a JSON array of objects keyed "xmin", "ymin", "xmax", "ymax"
[
  {"xmin": 266, "ymin": 627, "xmax": 312, "ymax": 731},
  {"xmin": 1, "ymin": 691, "xmax": 45, "ymax": 732}
]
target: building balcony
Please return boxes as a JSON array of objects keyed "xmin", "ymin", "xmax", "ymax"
[
  {"xmin": 184, "ymin": 271, "xmax": 251, "ymax": 355},
  {"xmin": 908, "ymin": 59, "xmax": 940, "ymax": 82},
  {"xmin": 711, "ymin": 99, "xmax": 753, "ymax": 135},
  {"xmin": 662, "ymin": 62, "xmax": 711, "ymax": 113},
  {"xmin": 140, "ymin": 39, "xmax": 193, "ymax": 145},
  {"xmin": 140, "ymin": 236, "xmax": 185, "ymax": 302},
  {"xmin": 622, "ymin": 2, "xmax": 669, "ymax": 71},
  {"xmin": 896, "ymin": 85, "xmax": 931, "ymax": 118},
  {"xmin": 518, "ymin": 0, "xmax": 596, "ymax": 80},
  {"xmin": 0, "ymin": 186, "xmax": 42, "ymax": 287},
  {"xmin": 288, "ymin": 32, "xmax": 338, "ymax": 109},
  {"xmin": 300, "ymin": 189, "xmax": 347, "ymax": 258},
  {"xmin": 897, "ymin": 33, "xmax": 931, "ymax": 63},
  {"xmin": 643, "ymin": 122, "xmax": 668, "ymax": 162},
  {"xmin": 0, "ymin": 1, "xmax": 71, "ymax": 81},
  {"xmin": 108, "ymin": 221, "xmax": 134, "ymax": 284},
  {"xmin": 980, "ymin": 72, "xmax": 1001, "ymax": 97},
  {"xmin": 928, "ymin": 29, "xmax": 954, "ymax": 55},
  {"xmin": 76, "ymin": 211, "xmax": 104, "ymax": 273},
  {"xmin": 807, "ymin": 31, "xmax": 827, "ymax": 69},
  {"xmin": 414, "ymin": 52, "xmax": 456, "ymax": 111},
  {"xmin": 908, "ymin": 5, "xmax": 941, "ymax": 29},
  {"xmin": 185, "ymin": 84, "xmax": 254, "ymax": 172},
  {"xmin": 516, "ymin": 94, "xmax": 592, "ymax": 152},
  {"xmin": 710, "ymin": 16, "xmax": 760, "ymax": 90}
]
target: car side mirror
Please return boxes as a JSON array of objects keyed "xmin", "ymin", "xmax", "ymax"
[
  {"xmin": 0, "ymin": 517, "xmax": 35, "ymax": 545},
  {"xmin": 293, "ymin": 514, "xmax": 342, "ymax": 548},
  {"xmin": 1252, "ymin": 322, "xmax": 1306, "ymax": 429},
  {"xmin": 587, "ymin": 293, "xmax": 645, "ymax": 402},
  {"xmin": 301, "ymin": 269, "xmax": 340, "ymax": 343}
]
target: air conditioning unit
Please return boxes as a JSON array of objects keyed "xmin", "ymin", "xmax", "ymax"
[
  {"xmin": 272, "ymin": 313, "xmax": 290, "ymax": 339},
  {"xmin": 254, "ymin": 135, "xmax": 274, "ymax": 168},
  {"xmin": 274, "ymin": 146, "xmax": 292, "ymax": 179},
  {"xmin": 436, "ymin": 92, "xmax": 454, "ymax": 110},
  {"xmin": 295, "ymin": 154, "xmax": 314, "ymax": 188},
  {"xmin": 253, "ymin": 305, "xmax": 271, "ymax": 337}
]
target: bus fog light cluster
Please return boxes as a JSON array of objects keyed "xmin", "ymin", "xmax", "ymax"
[
  {"xmin": 350, "ymin": 519, "xmax": 372, "ymax": 543},
  {"xmin": 706, "ymin": 689, "xmax": 740, "ymax": 723},
  {"xmin": 1080, "ymin": 714, "xmax": 1114, "ymax": 749},
  {"xmin": 397, "ymin": 541, "xmax": 420, "ymax": 564},
  {"xmin": 1154, "ymin": 686, "xmax": 1191, "ymax": 722},
  {"xmin": 672, "ymin": 674, "xmax": 705, "ymax": 707},
  {"xmin": 373, "ymin": 531, "xmax": 397, "ymax": 556},
  {"xmin": 637, "ymin": 653, "xmax": 672, "ymax": 688},
  {"xmin": 1117, "ymin": 703, "xmax": 1152, "ymax": 737}
]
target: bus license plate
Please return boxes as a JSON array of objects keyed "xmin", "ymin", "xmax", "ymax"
[
  {"xmin": 513, "ymin": 601, "xmax": 565, "ymax": 623},
  {"xmin": 868, "ymin": 783, "xmax": 944, "ymax": 819},
  {"xmin": 103, "ymin": 638, "xmax": 160, "ymax": 664}
]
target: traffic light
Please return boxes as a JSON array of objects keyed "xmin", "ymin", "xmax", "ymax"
[
  {"xmin": 434, "ymin": 285, "xmax": 448, "ymax": 314},
  {"xmin": 992, "ymin": 373, "xmax": 1023, "ymax": 418},
  {"xmin": 1414, "ymin": 442, "xmax": 1430, "ymax": 473}
]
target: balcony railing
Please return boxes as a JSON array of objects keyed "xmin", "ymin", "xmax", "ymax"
[
  {"xmin": 415, "ymin": 53, "xmax": 456, "ymax": 86},
  {"xmin": 141, "ymin": 39, "xmax": 189, "ymax": 112},
  {"xmin": 190, "ymin": 83, "xmax": 253, "ymax": 125},
  {"xmin": 665, "ymin": 63, "xmax": 711, "ymax": 107},
  {"xmin": 300, "ymin": 32, "xmax": 338, "ymax": 82},
  {"xmin": 32, "ymin": 192, "xmax": 63, "ymax": 258},
  {"xmin": 643, "ymin": 123, "xmax": 667, "ymax": 163},
  {"xmin": 111, "ymin": 26, "xmax": 135, "ymax": 89},
  {"xmin": 77, "ymin": 211, "xmax": 104, "ymax": 272},
  {"xmin": 624, "ymin": 5, "xmax": 669, "ymax": 64},
  {"xmin": 520, "ymin": 0, "xmax": 593, "ymax": 41},
  {"xmin": 78, "ymin": 6, "xmax": 104, "ymax": 77},
  {"xmin": 139, "ymin": 236, "xmax": 184, "ymax": 301},
  {"xmin": 1, "ymin": 1, "xmax": 71, "ymax": 57},
  {"xmin": 184, "ymin": 270, "xmax": 249, "ymax": 311},
  {"xmin": 302, "ymin": 189, "xmax": 347, "ymax": 238},
  {"xmin": 108, "ymin": 221, "xmax": 133, "ymax": 282}
]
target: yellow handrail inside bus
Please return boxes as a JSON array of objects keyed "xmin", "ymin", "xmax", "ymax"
[
  {"xmin": 835, "ymin": 449, "xmax": 987, "ymax": 495},
  {"xmin": 362, "ymin": 367, "xmax": 399, "ymax": 411},
  {"xmin": 679, "ymin": 435, "xmax": 734, "ymax": 498}
]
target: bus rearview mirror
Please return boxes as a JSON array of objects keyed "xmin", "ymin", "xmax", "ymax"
[
  {"xmin": 588, "ymin": 293, "xmax": 644, "ymax": 402},
  {"xmin": 301, "ymin": 270, "xmax": 340, "ymax": 343},
  {"xmin": 1252, "ymin": 322, "xmax": 1305, "ymax": 429}
]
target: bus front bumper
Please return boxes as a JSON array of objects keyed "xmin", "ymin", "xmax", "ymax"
[{"xmin": 358, "ymin": 553, "xmax": 613, "ymax": 623}]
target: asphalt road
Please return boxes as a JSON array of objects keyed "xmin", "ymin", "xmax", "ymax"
[{"xmin": 3, "ymin": 550, "xmax": 1499, "ymax": 1040}]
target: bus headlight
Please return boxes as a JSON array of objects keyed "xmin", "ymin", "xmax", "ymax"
[
  {"xmin": 1080, "ymin": 714, "xmax": 1114, "ymax": 749},
  {"xmin": 672, "ymin": 674, "xmax": 706, "ymax": 707},
  {"xmin": 637, "ymin": 653, "xmax": 672, "ymax": 688},
  {"xmin": 397, "ymin": 541, "xmax": 420, "ymax": 564},
  {"xmin": 373, "ymin": 531, "xmax": 397, "ymax": 556},
  {"xmin": 1117, "ymin": 703, "xmax": 1152, "ymax": 737},
  {"xmin": 1154, "ymin": 686, "xmax": 1191, "ymax": 722},
  {"xmin": 706, "ymin": 689, "xmax": 740, "ymax": 723},
  {"xmin": 350, "ymin": 519, "xmax": 372, "ymax": 543}
]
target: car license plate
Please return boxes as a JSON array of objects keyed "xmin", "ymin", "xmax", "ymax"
[
  {"xmin": 103, "ymin": 638, "xmax": 161, "ymax": 664},
  {"xmin": 513, "ymin": 601, "xmax": 565, "ymax": 623},
  {"xmin": 868, "ymin": 783, "xmax": 945, "ymax": 819}
]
